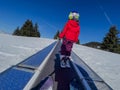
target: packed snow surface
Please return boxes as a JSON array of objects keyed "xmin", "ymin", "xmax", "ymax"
[
  {"xmin": 0, "ymin": 33, "xmax": 56, "ymax": 73},
  {"xmin": 73, "ymin": 44, "xmax": 120, "ymax": 90},
  {"xmin": 0, "ymin": 33, "xmax": 120, "ymax": 90}
]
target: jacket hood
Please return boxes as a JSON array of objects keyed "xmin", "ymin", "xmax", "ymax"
[{"xmin": 68, "ymin": 20, "xmax": 79, "ymax": 27}]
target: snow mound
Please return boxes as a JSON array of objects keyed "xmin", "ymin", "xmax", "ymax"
[{"xmin": 0, "ymin": 33, "xmax": 56, "ymax": 73}]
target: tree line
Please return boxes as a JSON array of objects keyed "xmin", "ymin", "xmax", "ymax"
[
  {"xmin": 13, "ymin": 20, "xmax": 40, "ymax": 37},
  {"xmin": 83, "ymin": 26, "xmax": 120, "ymax": 54},
  {"xmin": 13, "ymin": 19, "xmax": 120, "ymax": 54}
]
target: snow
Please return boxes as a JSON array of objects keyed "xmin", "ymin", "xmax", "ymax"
[
  {"xmin": 0, "ymin": 33, "xmax": 56, "ymax": 73},
  {"xmin": 0, "ymin": 33, "xmax": 120, "ymax": 90},
  {"xmin": 73, "ymin": 44, "xmax": 120, "ymax": 90}
]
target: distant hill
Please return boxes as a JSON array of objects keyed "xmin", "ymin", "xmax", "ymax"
[
  {"xmin": 83, "ymin": 42, "xmax": 101, "ymax": 49},
  {"xmin": 0, "ymin": 31, "xmax": 6, "ymax": 34}
]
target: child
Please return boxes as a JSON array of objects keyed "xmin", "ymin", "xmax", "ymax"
[{"xmin": 59, "ymin": 11, "xmax": 80, "ymax": 67}]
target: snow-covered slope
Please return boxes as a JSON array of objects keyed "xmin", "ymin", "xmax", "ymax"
[
  {"xmin": 0, "ymin": 33, "xmax": 120, "ymax": 90},
  {"xmin": 73, "ymin": 44, "xmax": 120, "ymax": 90},
  {"xmin": 0, "ymin": 33, "xmax": 56, "ymax": 73}
]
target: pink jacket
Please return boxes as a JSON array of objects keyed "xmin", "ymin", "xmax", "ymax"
[{"xmin": 59, "ymin": 20, "xmax": 80, "ymax": 42}]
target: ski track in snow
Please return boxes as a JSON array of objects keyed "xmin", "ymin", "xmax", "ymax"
[{"xmin": 0, "ymin": 51, "xmax": 16, "ymax": 57}]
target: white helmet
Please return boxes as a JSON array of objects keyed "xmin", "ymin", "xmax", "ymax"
[{"xmin": 68, "ymin": 11, "xmax": 80, "ymax": 21}]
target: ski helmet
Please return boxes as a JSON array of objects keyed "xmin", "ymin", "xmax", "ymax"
[{"xmin": 68, "ymin": 11, "xmax": 80, "ymax": 21}]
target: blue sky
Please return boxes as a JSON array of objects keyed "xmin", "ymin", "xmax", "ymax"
[{"xmin": 0, "ymin": 0, "xmax": 120, "ymax": 44}]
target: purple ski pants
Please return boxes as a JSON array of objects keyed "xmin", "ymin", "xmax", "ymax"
[{"xmin": 60, "ymin": 38, "xmax": 74, "ymax": 56}]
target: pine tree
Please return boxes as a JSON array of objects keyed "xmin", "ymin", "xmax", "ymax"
[
  {"xmin": 76, "ymin": 39, "xmax": 80, "ymax": 44},
  {"xmin": 118, "ymin": 30, "xmax": 120, "ymax": 53},
  {"xmin": 13, "ymin": 19, "xmax": 40, "ymax": 37},
  {"xmin": 101, "ymin": 26, "xmax": 119, "ymax": 53},
  {"xmin": 119, "ymin": 30, "xmax": 120, "ymax": 44},
  {"xmin": 13, "ymin": 27, "xmax": 20, "ymax": 36},
  {"xmin": 33, "ymin": 23, "xmax": 40, "ymax": 37},
  {"xmin": 20, "ymin": 20, "xmax": 33, "ymax": 36},
  {"xmin": 54, "ymin": 30, "xmax": 60, "ymax": 39}
]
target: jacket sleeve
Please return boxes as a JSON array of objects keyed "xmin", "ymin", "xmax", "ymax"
[
  {"xmin": 75, "ymin": 26, "xmax": 80, "ymax": 42},
  {"xmin": 59, "ymin": 22, "xmax": 68, "ymax": 39}
]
